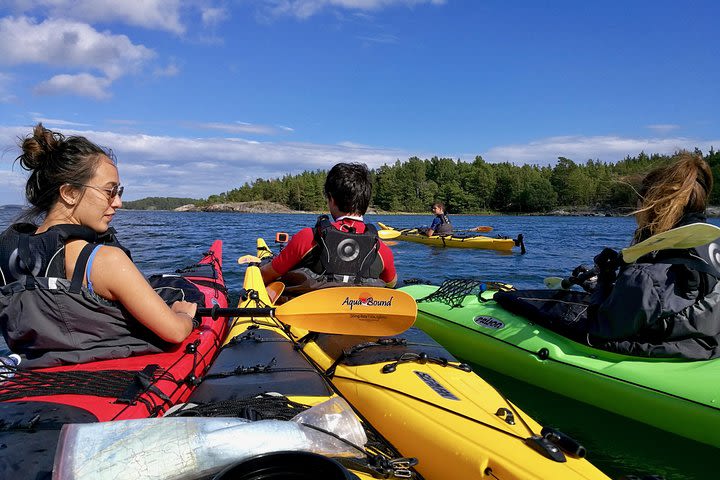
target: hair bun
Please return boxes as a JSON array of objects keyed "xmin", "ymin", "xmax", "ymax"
[{"xmin": 18, "ymin": 123, "xmax": 64, "ymax": 171}]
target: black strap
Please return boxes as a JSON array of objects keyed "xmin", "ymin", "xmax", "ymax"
[
  {"xmin": 115, "ymin": 364, "xmax": 165, "ymax": 405},
  {"xmin": 17, "ymin": 234, "xmax": 37, "ymax": 290},
  {"xmin": 70, "ymin": 243, "xmax": 97, "ymax": 293}
]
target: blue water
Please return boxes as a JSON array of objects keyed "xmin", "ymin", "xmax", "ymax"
[{"xmin": 1, "ymin": 206, "xmax": 717, "ymax": 479}]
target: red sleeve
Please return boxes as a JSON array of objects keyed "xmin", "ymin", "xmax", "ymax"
[
  {"xmin": 377, "ymin": 240, "xmax": 396, "ymax": 284},
  {"xmin": 270, "ymin": 227, "xmax": 316, "ymax": 276}
]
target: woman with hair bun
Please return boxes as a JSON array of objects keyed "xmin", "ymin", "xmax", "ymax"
[
  {"xmin": 585, "ymin": 151, "xmax": 720, "ymax": 359},
  {"xmin": 0, "ymin": 124, "xmax": 197, "ymax": 368}
]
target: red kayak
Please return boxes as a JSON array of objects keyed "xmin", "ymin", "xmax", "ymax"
[{"xmin": 0, "ymin": 240, "xmax": 229, "ymax": 478}]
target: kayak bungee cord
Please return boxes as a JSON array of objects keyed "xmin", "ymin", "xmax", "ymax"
[
  {"xmin": 288, "ymin": 325, "xmax": 576, "ymax": 462},
  {"xmin": 223, "ymin": 290, "xmax": 423, "ymax": 478}
]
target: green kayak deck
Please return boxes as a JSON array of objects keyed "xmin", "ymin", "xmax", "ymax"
[{"xmin": 400, "ymin": 283, "xmax": 720, "ymax": 447}]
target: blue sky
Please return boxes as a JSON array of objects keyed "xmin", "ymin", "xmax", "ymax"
[{"xmin": 1, "ymin": 0, "xmax": 718, "ymax": 205}]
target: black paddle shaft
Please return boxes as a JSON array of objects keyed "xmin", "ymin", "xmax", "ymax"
[{"xmin": 196, "ymin": 305, "xmax": 275, "ymax": 320}]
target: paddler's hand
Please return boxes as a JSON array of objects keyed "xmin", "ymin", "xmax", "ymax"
[
  {"xmin": 593, "ymin": 248, "xmax": 620, "ymax": 273},
  {"xmin": 172, "ymin": 301, "xmax": 199, "ymax": 328}
]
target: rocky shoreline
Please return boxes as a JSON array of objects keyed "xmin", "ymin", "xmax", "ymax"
[
  {"xmin": 174, "ymin": 201, "xmax": 300, "ymax": 213},
  {"xmin": 173, "ymin": 201, "xmax": 720, "ymax": 217}
]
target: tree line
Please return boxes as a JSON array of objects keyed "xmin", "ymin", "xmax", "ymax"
[
  {"xmin": 122, "ymin": 197, "xmax": 197, "ymax": 210},
  {"xmin": 200, "ymin": 148, "xmax": 720, "ymax": 213}
]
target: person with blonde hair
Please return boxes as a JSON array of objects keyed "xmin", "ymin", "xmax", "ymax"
[
  {"xmin": 585, "ymin": 151, "xmax": 720, "ymax": 359},
  {"xmin": 0, "ymin": 124, "xmax": 198, "ymax": 367}
]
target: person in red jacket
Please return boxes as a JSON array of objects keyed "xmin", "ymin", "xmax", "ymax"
[{"xmin": 261, "ymin": 163, "xmax": 396, "ymax": 294}]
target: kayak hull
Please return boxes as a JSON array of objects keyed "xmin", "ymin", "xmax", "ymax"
[
  {"xmin": 377, "ymin": 222, "xmax": 521, "ymax": 251},
  {"xmin": 0, "ymin": 241, "xmax": 229, "ymax": 478},
  {"xmin": 400, "ymin": 283, "xmax": 720, "ymax": 448}
]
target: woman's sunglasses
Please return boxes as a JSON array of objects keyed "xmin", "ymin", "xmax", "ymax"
[{"xmin": 75, "ymin": 184, "xmax": 124, "ymax": 202}]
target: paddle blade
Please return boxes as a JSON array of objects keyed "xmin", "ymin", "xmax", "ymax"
[
  {"xmin": 276, "ymin": 287, "xmax": 416, "ymax": 336},
  {"xmin": 266, "ymin": 281, "xmax": 285, "ymax": 304},
  {"xmin": 473, "ymin": 226, "xmax": 494, "ymax": 233},
  {"xmin": 378, "ymin": 229, "xmax": 401, "ymax": 240},
  {"xmin": 621, "ymin": 223, "xmax": 720, "ymax": 263},
  {"xmin": 257, "ymin": 238, "xmax": 274, "ymax": 260},
  {"xmin": 238, "ymin": 255, "xmax": 261, "ymax": 265},
  {"xmin": 544, "ymin": 277, "xmax": 564, "ymax": 289}
]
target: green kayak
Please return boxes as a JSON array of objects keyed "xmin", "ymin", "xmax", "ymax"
[{"xmin": 400, "ymin": 281, "xmax": 720, "ymax": 448}]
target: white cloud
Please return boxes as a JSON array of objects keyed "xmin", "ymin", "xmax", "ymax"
[
  {"xmin": 480, "ymin": 135, "xmax": 720, "ymax": 166},
  {"xmin": 264, "ymin": 0, "xmax": 446, "ymax": 19},
  {"xmin": 31, "ymin": 116, "xmax": 91, "ymax": 127},
  {"xmin": 4, "ymin": 127, "xmax": 407, "ymax": 201},
  {"xmin": 34, "ymin": 73, "xmax": 112, "ymax": 99},
  {"xmin": 357, "ymin": 33, "xmax": 399, "ymax": 44},
  {"xmin": 154, "ymin": 63, "xmax": 181, "ymax": 77},
  {"xmin": 0, "ymin": 169, "xmax": 28, "ymax": 206},
  {"xmin": 0, "ymin": 72, "xmax": 15, "ymax": 103},
  {"xmin": 0, "ymin": 17, "xmax": 155, "ymax": 80},
  {"xmin": 646, "ymin": 124, "xmax": 680, "ymax": 134},
  {"xmin": 192, "ymin": 122, "xmax": 287, "ymax": 136},
  {"xmin": 2, "ymin": 125, "xmax": 718, "ymax": 205},
  {"xmin": 5, "ymin": 0, "xmax": 186, "ymax": 34},
  {"xmin": 201, "ymin": 7, "xmax": 227, "ymax": 27}
]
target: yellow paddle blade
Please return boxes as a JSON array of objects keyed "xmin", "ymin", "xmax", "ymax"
[
  {"xmin": 238, "ymin": 255, "xmax": 261, "ymax": 265},
  {"xmin": 276, "ymin": 287, "xmax": 416, "ymax": 336},
  {"xmin": 257, "ymin": 238, "xmax": 274, "ymax": 260},
  {"xmin": 377, "ymin": 221, "xmax": 392, "ymax": 230},
  {"xmin": 621, "ymin": 223, "xmax": 720, "ymax": 263},
  {"xmin": 378, "ymin": 229, "xmax": 401, "ymax": 240}
]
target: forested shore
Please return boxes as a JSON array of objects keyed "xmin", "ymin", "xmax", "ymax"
[{"xmin": 123, "ymin": 149, "xmax": 720, "ymax": 214}]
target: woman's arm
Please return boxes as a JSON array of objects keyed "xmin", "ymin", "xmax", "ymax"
[{"xmin": 89, "ymin": 246, "xmax": 196, "ymax": 343}]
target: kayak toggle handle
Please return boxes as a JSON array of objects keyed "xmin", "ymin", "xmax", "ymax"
[
  {"xmin": 495, "ymin": 407, "xmax": 515, "ymax": 425},
  {"xmin": 541, "ymin": 427, "xmax": 587, "ymax": 458},
  {"xmin": 525, "ymin": 435, "xmax": 566, "ymax": 462}
]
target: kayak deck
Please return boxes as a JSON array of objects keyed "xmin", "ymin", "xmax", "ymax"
[
  {"xmin": 401, "ymin": 282, "xmax": 720, "ymax": 447},
  {"xmin": 377, "ymin": 221, "xmax": 525, "ymax": 252}
]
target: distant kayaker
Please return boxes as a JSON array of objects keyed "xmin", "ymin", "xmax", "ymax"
[
  {"xmin": 585, "ymin": 151, "xmax": 720, "ymax": 359},
  {"xmin": 421, "ymin": 202, "xmax": 453, "ymax": 236},
  {"xmin": 0, "ymin": 124, "xmax": 198, "ymax": 368},
  {"xmin": 261, "ymin": 162, "xmax": 397, "ymax": 295}
]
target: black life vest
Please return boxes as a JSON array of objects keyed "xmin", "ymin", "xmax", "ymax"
[
  {"xmin": 0, "ymin": 223, "xmax": 165, "ymax": 368},
  {"xmin": 434, "ymin": 214, "xmax": 453, "ymax": 235},
  {"xmin": 279, "ymin": 215, "xmax": 386, "ymax": 297},
  {"xmin": 0, "ymin": 223, "xmax": 130, "ymax": 286}
]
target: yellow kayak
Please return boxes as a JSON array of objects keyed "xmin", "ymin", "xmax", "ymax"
[
  {"xmin": 378, "ymin": 221, "xmax": 526, "ymax": 253},
  {"xmin": 250, "ymin": 238, "xmax": 606, "ymax": 480},
  {"xmin": 182, "ymin": 257, "xmax": 403, "ymax": 479}
]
